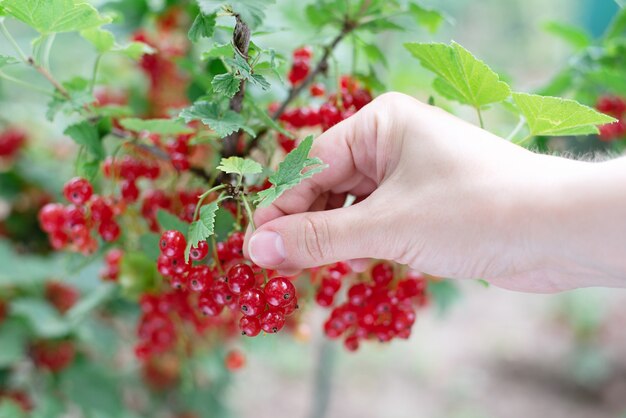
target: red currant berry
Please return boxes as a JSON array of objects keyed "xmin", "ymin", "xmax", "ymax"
[
  {"xmin": 198, "ymin": 292, "xmax": 224, "ymax": 316},
  {"xmin": 293, "ymin": 46, "xmax": 313, "ymax": 60},
  {"xmin": 189, "ymin": 240, "xmax": 209, "ymax": 261},
  {"xmin": 98, "ymin": 220, "xmax": 121, "ymax": 242},
  {"xmin": 264, "ymin": 277, "xmax": 296, "ymax": 307},
  {"xmin": 38, "ymin": 203, "xmax": 66, "ymax": 232},
  {"xmin": 89, "ymin": 196, "xmax": 114, "ymax": 223},
  {"xmin": 225, "ymin": 349, "xmax": 246, "ymax": 371},
  {"xmin": 45, "ymin": 281, "xmax": 79, "ymax": 314},
  {"xmin": 309, "ymin": 82, "xmax": 325, "ymax": 97},
  {"xmin": 63, "ymin": 177, "xmax": 93, "ymax": 205},
  {"xmin": 239, "ymin": 288, "xmax": 266, "ymax": 317},
  {"xmin": 239, "ymin": 316, "xmax": 261, "ymax": 337},
  {"xmin": 227, "ymin": 263, "xmax": 255, "ymax": 294},
  {"xmin": 371, "ymin": 262, "xmax": 393, "ymax": 287},
  {"xmin": 121, "ymin": 179, "xmax": 140, "ymax": 202},
  {"xmin": 159, "ymin": 230, "xmax": 186, "ymax": 257},
  {"xmin": 344, "ymin": 335, "xmax": 359, "ymax": 352},
  {"xmin": 260, "ymin": 310, "xmax": 285, "ymax": 333}
]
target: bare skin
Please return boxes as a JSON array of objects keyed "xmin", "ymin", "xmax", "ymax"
[{"xmin": 244, "ymin": 92, "xmax": 626, "ymax": 293}]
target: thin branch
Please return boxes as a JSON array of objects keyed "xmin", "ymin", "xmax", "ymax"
[
  {"xmin": 244, "ymin": 21, "xmax": 357, "ymax": 155},
  {"xmin": 27, "ymin": 57, "xmax": 70, "ymax": 99}
]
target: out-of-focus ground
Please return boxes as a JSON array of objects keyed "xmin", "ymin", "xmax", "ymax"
[{"xmin": 230, "ymin": 285, "xmax": 626, "ymax": 418}]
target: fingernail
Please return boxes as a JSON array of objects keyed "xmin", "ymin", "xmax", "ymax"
[{"xmin": 248, "ymin": 231, "xmax": 286, "ymax": 267}]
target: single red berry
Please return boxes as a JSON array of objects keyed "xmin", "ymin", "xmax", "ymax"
[
  {"xmin": 288, "ymin": 58, "xmax": 310, "ymax": 85},
  {"xmin": 159, "ymin": 230, "xmax": 186, "ymax": 257},
  {"xmin": 38, "ymin": 203, "xmax": 66, "ymax": 232},
  {"xmin": 347, "ymin": 283, "xmax": 372, "ymax": 306},
  {"xmin": 210, "ymin": 281, "xmax": 236, "ymax": 306},
  {"xmin": 89, "ymin": 196, "xmax": 114, "ymax": 223},
  {"xmin": 226, "ymin": 232, "xmax": 245, "ymax": 258},
  {"xmin": 344, "ymin": 335, "xmax": 360, "ymax": 352},
  {"xmin": 293, "ymin": 46, "xmax": 313, "ymax": 60},
  {"xmin": 45, "ymin": 281, "xmax": 79, "ymax": 314},
  {"xmin": 31, "ymin": 340, "xmax": 76, "ymax": 372},
  {"xmin": 260, "ymin": 310, "xmax": 285, "ymax": 333},
  {"xmin": 309, "ymin": 82, "xmax": 325, "ymax": 97},
  {"xmin": 121, "ymin": 179, "xmax": 140, "ymax": 202},
  {"xmin": 63, "ymin": 177, "xmax": 93, "ymax": 205},
  {"xmin": 189, "ymin": 240, "xmax": 209, "ymax": 261},
  {"xmin": 371, "ymin": 262, "xmax": 393, "ymax": 287},
  {"xmin": 225, "ymin": 349, "xmax": 246, "ymax": 371},
  {"xmin": 227, "ymin": 263, "xmax": 255, "ymax": 294},
  {"xmin": 264, "ymin": 277, "xmax": 296, "ymax": 307},
  {"xmin": 239, "ymin": 316, "xmax": 261, "ymax": 337},
  {"xmin": 315, "ymin": 291, "xmax": 334, "ymax": 307},
  {"xmin": 198, "ymin": 292, "xmax": 224, "ymax": 316},
  {"xmin": 98, "ymin": 220, "xmax": 121, "ymax": 242},
  {"xmin": 239, "ymin": 287, "xmax": 266, "ymax": 317},
  {"xmin": 0, "ymin": 128, "xmax": 26, "ymax": 159}
]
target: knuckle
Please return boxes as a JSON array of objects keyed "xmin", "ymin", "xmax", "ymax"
[{"xmin": 301, "ymin": 215, "xmax": 331, "ymax": 264}]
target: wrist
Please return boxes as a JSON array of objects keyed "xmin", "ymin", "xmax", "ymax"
[{"xmin": 529, "ymin": 155, "xmax": 626, "ymax": 288}]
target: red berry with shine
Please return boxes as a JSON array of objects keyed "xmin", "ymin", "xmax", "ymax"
[
  {"xmin": 159, "ymin": 230, "xmax": 186, "ymax": 257},
  {"xmin": 239, "ymin": 316, "xmax": 261, "ymax": 337},
  {"xmin": 264, "ymin": 277, "xmax": 296, "ymax": 307},
  {"xmin": 371, "ymin": 262, "xmax": 393, "ymax": 287},
  {"xmin": 63, "ymin": 177, "xmax": 93, "ymax": 205},
  {"xmin": 189, "ymin": 240, "xmax": 209, "ymax": 261},
  {"xmin": 239, "ymin": 287, "xmax": 266, "ymax": 317},
  {"xmin": 225, "ymin": 349, "xmax": 246, "ymax": 371},
  {"xmin": 227, "ymin": 263, "xmax": 255, "ymax": 294},
  {"xmin": 38, "ymin": 203, "xmax": 66, "ymax": 232},
  {"xmin": 260, "ymin": 310, "xmax": 285, "ymax": 333}
]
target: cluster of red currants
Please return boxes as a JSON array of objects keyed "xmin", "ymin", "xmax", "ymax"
[
  {"xmin": 38, "ymin": 177, "xmax": 122, "ymax": 254},
  {"xmin": 156, "ymin": 229, "xmax": 299, "ymax": 338},
  {"xmin": 275, "ymin": 73, "xmax": 373, "ymax": 152},
  {"xmin": 0, "ymin": 127, "xmax": 26, "ymax": 161},
  {"xmin": 30, "ymin": 339, "xmax": 76, "ymax": 373},
  {"xmin": 102, "ymin": 155, "xmax": 161, "ymax": 203},
  {"xmin": 288, "ymin": 46, "xmax": 313, "ymax": 86},
  {"xmin": 596, "ymin": 95, "xmax": 626, "ymax": 141},
  {"xmin": 315, "ymin": 262, "xmax": 429, "ymax": 351}
]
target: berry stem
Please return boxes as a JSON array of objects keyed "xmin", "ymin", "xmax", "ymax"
[
  {"xmin": 506, "ymin": 115, "xmax": 526, "ymax": 141},
  {"xmin": 0, "ymin": 70, "xmax": 61, "ymax": 97},
  {"xmin": 90, "ymin": 54, "xmax": 103, "ymax": 93},
  {"xmin": 476, "ymin": 107, "xmax": 485, "ymax": 129},
  {"xmin": 0, "ymin": 21, "xmax": 28, "ymax": 62},
  {"xmin": 191, "ymin": 185, "xmax": 227, "ymax": 222},
  {"xmin": 240, "ymin": 194, "xmax": 256, "ymax": 231}
]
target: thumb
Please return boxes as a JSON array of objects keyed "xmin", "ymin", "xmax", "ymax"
[{"xmin": 246, "ymin": 202, "xmax": 394, "ymax": 270}]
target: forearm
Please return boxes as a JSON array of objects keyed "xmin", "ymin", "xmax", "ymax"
[{"xmin": 535, "ymin": 156, "xmax": 626, "ymax": 287}]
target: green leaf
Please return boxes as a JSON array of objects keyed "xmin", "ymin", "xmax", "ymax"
[
  {"xmin": 64, "ymin": 121, "xmax": 105, "ymax": 160},
  {"xmin": 179, "ymin": 101, "xmax": 255, "ymax": 138},
  {"xmin": 119, "ymin": 118, "xmax": 193, "ymax": 135},
  {"xmin": 197, "ymin": 0, "xmax": 275, "ymax": 29},
  {"xmin": 47, "ymin": 77, "xmax": 93, "ymax": 120},
  {"xmin": 0, "ymin": 401, "xmax": 27, "ymax": 418},
  {"xmin": 139, "ymin": 232, "xmax": 161, "ymax": 261},
  {"xmin": 11, "ymin": 298, "xmax": 71, "ymax": 338},
  {"xmin": 201, "ymin": 43, "xmax": 234, "ymax": 60},
  {"xmin": 188, "ymin": 12, "xmax": 216, "ymax": 42},
  {"xmin": 250, "ymin": 72, "xmax": 270, "ymax": 90},
  {"xmin": 156, "ymin": 209, "xmax": 189, "ymax": 232},
  {"xmin": 185, "ymin": 202, "xmax": 219, "ymax": 261},
  {"xmin": 2, "ymin": 0, "xmax": 112, "ymax": 34},
  {"xmin": 512, "ymin": 93, "xmax": 616, "ymax": 137},
  {"xmin": 81, "ymin": 27, "xmax": 115, "ymax": 53},
  {"xmin": 217, "ymin": 157, "xmax": 262, "ymax": 177},
  {"xmin": 255, "ymin": 135, "xmax": 328, "ymax": 207},
  {"xmin": 214, "ymin": 207, "xmax": 236, "ymax": 241},
  {"xmin": 404, "ymin": 41, "xmax": 511, "ymax": 108},
  {"xmin": 66, "ymin": 283, "xmax": 116, "ymax": 326},
  {"xmin": 113, "ymin": 41, "xmax": 155, "ymax": 60},
  {"xmin": 543, "ymin": 21, "xmax": 592, "ymax": 50},
  {"xmin": 0, "ymin": 319, "xmax": 29, "ymax": 367},
  {"xmin": 586, "ymin": 68, "xmax": 626, "ymax": 97},
  {"xmin": 409, "ymin": 2, "xmax": 445, "ymax": 34},
  {"xmin": 211, "ymin": 73, "xmax": 241, "ymax": 98},
  {"xmin": 0, "ymin": 54, "xmax": 20, "ymax": 68}
]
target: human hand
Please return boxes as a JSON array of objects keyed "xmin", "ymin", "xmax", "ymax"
[{"xmin": 244, "ymin": 92, "xmax": 626, "ymax": 293}]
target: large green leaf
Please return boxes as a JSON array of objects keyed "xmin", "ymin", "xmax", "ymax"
[
  {"xmin": 156, "ymin": 209, "xmax": 189, "ymax": 232},
  {"xmin": 255, "ymin": 135, "xmax": 327, "ymax": 207},
  {"xmin": 179, "ymin": 101, "xmax": 254, "ymax": 138},
  {"xmin": 1, "ymin": 0, "xmax": 111, "ymax": 34},
  {"xmin": 404, "ymin": 41, "xmax": 511, "ymax": 108},
  {"xmin": 211, "ymin": 73, "xmax": 241, "ymax": 98},
  {"xmin": 80, "ymin": 27, "xmax": 115, "ymax": 53},
  {"xmin": 512, "ymin": 93, "xmax": 616, "ymax": 137},
  {"xmin": 188, "ymin": 12, "xmax": 216, "ymax": 42}
]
